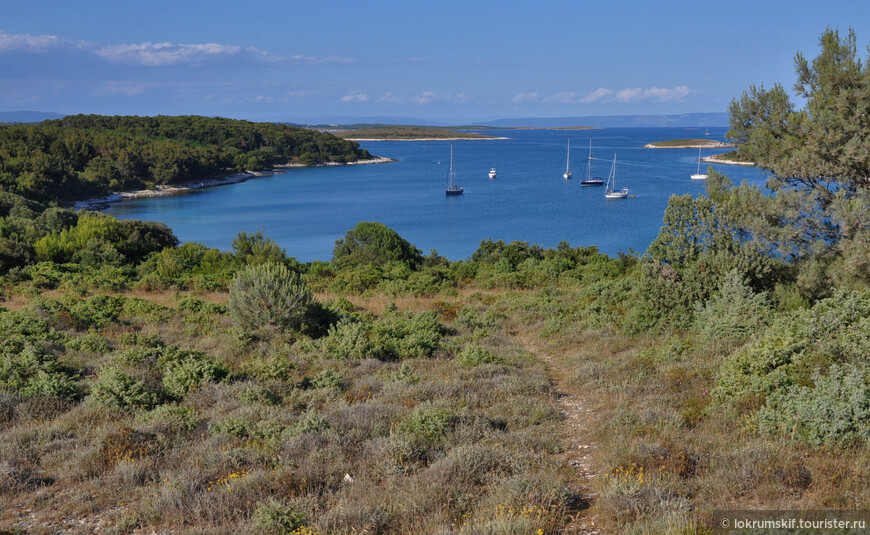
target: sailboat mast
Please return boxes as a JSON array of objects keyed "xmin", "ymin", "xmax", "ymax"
[
  {"xmin": 566, "ymin": 139, "xmax": 570, "ymax": 172},
  {"xmin": 587, "ymin": 140, "xmax": 592, "ymax": 181},
  {"xmin": 447, "ymin": 144, "xmax": 454, "ymax": 188}
]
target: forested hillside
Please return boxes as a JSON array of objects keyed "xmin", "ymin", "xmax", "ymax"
[
  {"xmin": 0, "ymin": 29, "xmax": 869, "ymax": 534},
  {"xmin": 0, "ymin": 115, "xmax": 371, "ymax": 204}
]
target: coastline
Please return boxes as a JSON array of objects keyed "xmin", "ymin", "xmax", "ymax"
[
  {"xmin": 74, "ymin": 156, "xmax": 395, "ymax": 211},
  {"xmin": 345, "ymin": 137, "xmax": 510, "ymax": 141},
  {"xmin": 701, "ymin": 155, "xmax": 756, "ymax": 166},
  {"xmin": 644, "ymin": 141, "xmax": 735, "ymax": 149}
]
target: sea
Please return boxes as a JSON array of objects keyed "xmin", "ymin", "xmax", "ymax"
[{"xmin": 104, "ymin": 127, "xmax": 769, "ymax": 262}]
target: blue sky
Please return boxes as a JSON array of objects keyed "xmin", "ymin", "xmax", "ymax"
[{"xmin": 2, "ymin": 0, "xmax": 868, "ymax": 123}]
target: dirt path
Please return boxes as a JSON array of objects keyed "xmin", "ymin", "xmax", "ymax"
[{"xmin": 515, "ymin": 333, "xmax": 602, "ymax": 534}]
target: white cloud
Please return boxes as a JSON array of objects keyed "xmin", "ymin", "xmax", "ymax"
[
  {"xmin": 97, "ymin": 41, "xmax": 352, "ymax": 67},
  {"xmin": 0, "ymin": 30, "xmax": 89, "ymax": 53},
  {"xmin": 546, "ymin": 86, "xmax": 693, "ymax": 105},
  {"xmin": 378, "ymin": 91, "xmax": 470, "ymax": 105},
  {"xmin": 340, "ymin": 93, "xmax": 369, "ymax": 103},
  {"xmin": 544, "ymin": 91, "xmax": 583, "ymax": 104},
  {"xmin": 510, "ymin": 92, "xmax": 540, "ymax": 104},
  {"xmin": 578, "ymin": 87, "xmax": 614, "ymax": 103},
  {"xmin": 96, "ymin": 41, "xmax": 266, "ymax": 66}
]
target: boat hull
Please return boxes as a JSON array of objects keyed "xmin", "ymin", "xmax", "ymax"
[
  {"xmin": 580, "ymin": 178, "xmax": 605, "ymax": 186},
  {"xmin": 690, "ymin": 174, "xmax": 708, "ymax": 180},
  {"xmin": 446, "ymin": 187, "xmax": 464, "ymax": 196},
  {"xmin": 605, "ymin": 188, "xmax": 629, "ymax": 199},
  {"xmin": 563, "ymin": 172, "xmax": 572, "ymax": 180}
]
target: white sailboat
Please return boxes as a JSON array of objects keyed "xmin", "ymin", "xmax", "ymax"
[
  {"xmin": 580, "ymin": 140, "xmax": 605, "ymax": 186},
  {"xmin": 604, "ymin": 154, "xmax": 629, "ymax": 199},
  {"xmin": 691, "ymin": 145, "xmax": 707, "ymax": 180},
  {"xmin": 563, "ymin": 139, "xmax": 572, "ymax": 179},
  {"xmin": 445, "ymin": 144, "xmax": 464, "ymax": 196}
]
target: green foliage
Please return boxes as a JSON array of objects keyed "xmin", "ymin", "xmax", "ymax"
[
  {"xmin": 0, "ymin": 343, "xmax": 79, "ymax": 400},
  {"xmin": 228, "ymin": 261, "xmax": 314, "ymax": 333},
  {"xmin": 333, "ymin": 222, "xmax": 423, "ymax": 269},
  {"xmin": 321, "ymin": 319, "xmax": 375, "ymax": 359},
  {"xmin": 90, "ymin": 367, "xmax": 159, "ymax": 411},
  {"xmin": 714, "ymin": 290, "xmax": 870, "ymax": 415},
  {"xmin": 758, "ymin": 365, "xmax": 870, "ymax": 447},
  {"xmin": 231, "ymin": 230, "xmax": 299, "ymax": 270},
  {"xmin": 694, "ymin": 269, "xmax": 772, "ymax": 345},
  {"xmin": 159, "ymin": 350, "xmax": 227, "ymax": 399},
  {"xmin": 251, "ymin": 498, "xmax": 306, "ymax": 534},
  {"xmin": 0, "ymin": 114, "xmax": 370, "ymax": 204},
  {"xmin": 724, "ymin": 28, "xmax": 870, "ymax": 288},
  {"xmin": 371, "ymin": 308, "xmax": 447, "ymax": 360},
  {"xmin": 402, "ymin": 405, "xmax": 455, "ymax": 443},
  {"xmin": 310, "ymin": 369, "xmax": 344, "ymax": 390},
  {"xmin": 456, "ymin": 344, "xmax": 504, "ymax": 367}
]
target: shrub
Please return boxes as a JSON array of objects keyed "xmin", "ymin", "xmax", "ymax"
[
  {"xmin": 90, "ymin": 367, "xmax": 159, "ymax": 410},
  {"xmin": 333, "ymin": 222, "xmax": 423, "ymax": 269},
  {"xmin": 321, "ymin": 319, "xmax": 375, "ymax": 360},
  {"xmin": 757, "ymin": 364, "xmax": 870, "ymax": 447},
  {"xmin": 251, "ymin": 498, "xmax": 306, "ymax": 534},
  {"xmin": 402, "ymin": 405, "xmax": 455, "ymax": 443},
  {"xmin": 456, "ymin": 344, "xmax": 504, "ymax": 367},
  {"xmin": 160, "ymin": 352, "xmax": 227, "ymax": 399},
  {"xmin": 0, "ymin": 343, "xmax": 79, "ymax": 400},
  {"xmin": 694, "ymin": 269, "xmax": 772, "ymax": 344},
  {"xmin": 371, "ymin": 308, "xmax": 447, "ymax": 360},
  {"xmin": 228, "ymin": 262, "xmax": 313, "ymax": 332}
]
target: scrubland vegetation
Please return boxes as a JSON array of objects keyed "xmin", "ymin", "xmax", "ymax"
[{"xmin": 1, "ymin": 28, "xmax": 870, "ymax": 534}]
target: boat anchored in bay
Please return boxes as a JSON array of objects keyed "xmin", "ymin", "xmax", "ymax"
[
  {"xmin": 563, "ymin": 139, "xmax": 573, "ymax": 179},
  {"xmin": 446, "ymin": 144, "xmax": 464, "ymax": 196},
  {"xmin": 691, "ymin": 145, "xmax": 708, "ymax": 180},
  {"xmin": 581, "ymin": 140, "xmax": 605, "ymax": 186},
  {"xmin": 604, "ymin": 154, "xmax": 629, "ymax": 199}
]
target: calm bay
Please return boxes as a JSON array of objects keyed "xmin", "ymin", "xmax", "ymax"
[{"xmin": 104, "ymin": 127, "xmax": 768, "ymax": 261}]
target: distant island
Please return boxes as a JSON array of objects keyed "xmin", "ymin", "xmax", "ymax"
[
  {"xmin": 644, "ymin": 138, "xmax": 735, "ymax": 149},
  {"xmin": 333, "ymin": 125, "xmax": 506, "ymax": 141}
]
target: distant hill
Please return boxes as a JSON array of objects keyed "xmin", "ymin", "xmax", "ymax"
[
  {"xmin": 479, "ymin": 113, "xmax": 729, "ymax": 128},
  {"xmin": 0, "ymin": 110, "xmax": 66, "ymax": 123}
]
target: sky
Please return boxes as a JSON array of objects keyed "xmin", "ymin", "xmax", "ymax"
[{"xmin": 2, "ymin": 0, "xmax": 869, "ymax": 124}]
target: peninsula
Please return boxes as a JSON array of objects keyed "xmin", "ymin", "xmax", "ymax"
[
  {"xmin": 644, "ymin": 138, "xmax": 735, "ymax": 149},
  {"xmin": 333, "ymin": 125, "xmax": 506, "ymax": 140}
]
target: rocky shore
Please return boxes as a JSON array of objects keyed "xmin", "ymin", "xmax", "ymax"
[{"xmin": 74, "ymin": 157, "xmax": 395, "ymax": 211}]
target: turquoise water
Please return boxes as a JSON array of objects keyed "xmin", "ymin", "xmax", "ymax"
[{"xmin": 104, "ymin": 127, "xmax": 768, "ymax": 261}]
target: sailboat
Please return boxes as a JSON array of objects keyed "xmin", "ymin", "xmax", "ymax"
[
  {"xmin": 604, "ymin": 154, "xmax": 629, "ymax": 199},
  {"xmin": 445, "ymin": 144, "xmax": 464, "ymax": 196},
  {"xmin": 580, "ymin": 140, "xmax": 605, "ymax": 186},
  {"xmin": 691, "ymin": 145, "xmax": 707, "ymax": 180},
  {"xmin": 563, "ymin": 139, "xmax": 572, "ymax": 179}
]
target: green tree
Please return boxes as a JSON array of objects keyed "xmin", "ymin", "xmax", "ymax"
[{"xmin": 332, "ymin": 222, "xmax": 423, "ymax": 269}]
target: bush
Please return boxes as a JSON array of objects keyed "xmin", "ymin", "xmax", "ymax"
[
  {"xmin": 321, "ymin": 319, "xmax": 375, "ymax": 360},
  {"xmin": 90, "ymin": 367, "xmax": 159, "ymax": 410},
  {"xmin": 456, "ymin": 345, "xmax": 504, "ymax": 367},
  {"xmin": 694, "ymin": 269, "xmax": 772, "ymax": 344},
  {"xmin": 228, "ymin": 262, "xmax": 314, "ymax": 332},
  {"xmin": 332, "ymin": 222, "xmax": 423, "ymax": 269},
  {"xmin": 757, "ymin": 364, "xmax": 870, "ymax": 447},
  {"xmin": 251, "ymin": 498, "xmax": 306, "ymax": 534},
  {"xmin": 402, "ymin": 405, "xmax": 455, "ymax": 444},
  {"xmin": 0, "ymin": 343, "xmax": 79, "ymax": 400},
  {"xmin": 159, "ymin": 351, "xmax": 227, "ymax": 399}
]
